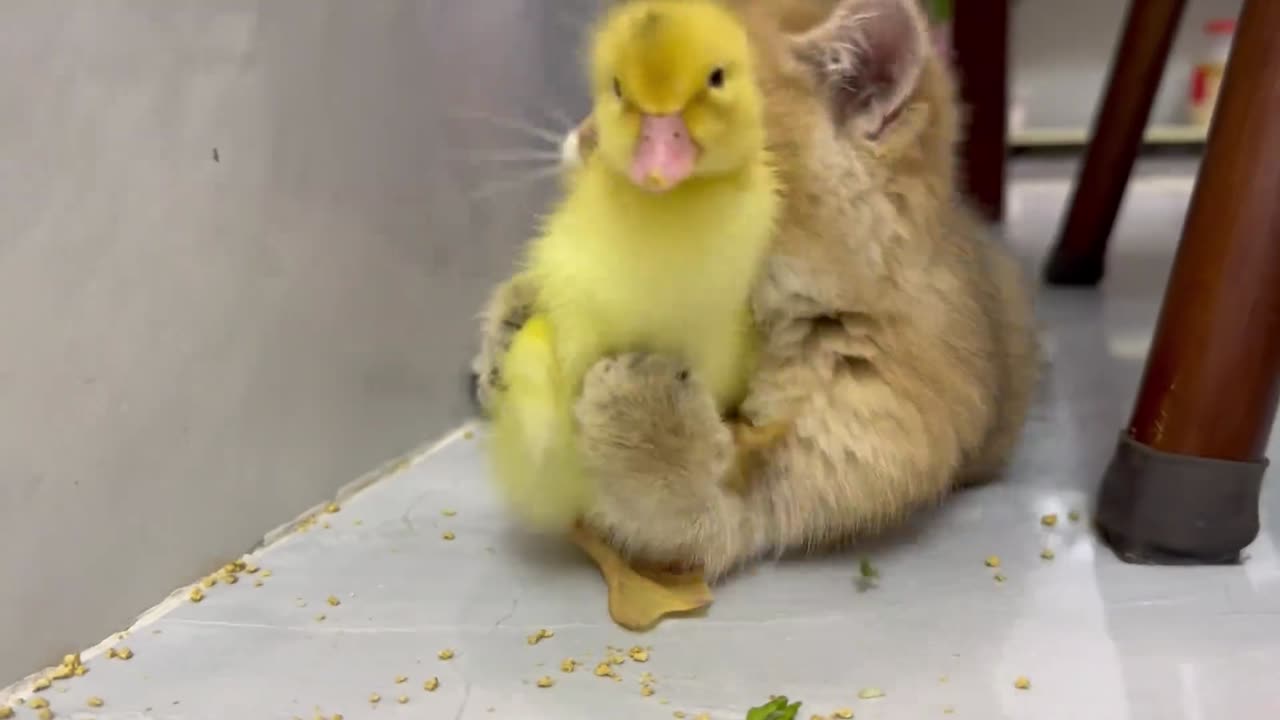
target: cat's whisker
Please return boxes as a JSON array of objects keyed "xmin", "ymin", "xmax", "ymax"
[
  {"xmin": 451, "ymin": 108, "xmax": 565, "ymax": 146},
  {"xmin": 470, "ymin": 149, "xmax": 565, "ymax": 167},
  {"xmin": 469, "ymin": 164, "xmax": 563, "ymax": 201}
]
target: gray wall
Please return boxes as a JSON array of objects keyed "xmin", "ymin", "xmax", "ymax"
[
  {"xmin": 0, "ymin": 0, "xmax": 597, "ymax": 683},
  {"xmin": 1012, "ymin": 0, "xmax": 1243, "ymax": 131}
]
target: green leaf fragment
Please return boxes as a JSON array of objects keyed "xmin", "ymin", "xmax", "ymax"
[{"xmin": 746, "ymin": 696, "xmax": 803, "ymax": 720}]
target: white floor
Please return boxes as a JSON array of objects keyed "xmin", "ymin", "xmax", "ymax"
[{"xmin": 4, "ymin": 159, "xmax": 1278, "ymax": 719}]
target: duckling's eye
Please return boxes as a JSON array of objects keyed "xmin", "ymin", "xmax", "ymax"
[
  {"xmin": 612, "ymin": 77, "xmax": 622, "ymax": 99},
  {"xmin": 708, "ymin": 67, "xmax": 725, "ymax": 89}
]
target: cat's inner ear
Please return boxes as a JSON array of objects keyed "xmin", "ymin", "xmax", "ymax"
[{"xmin": 790, "ymin": 0, "xmax": 928, "ymax": 136}]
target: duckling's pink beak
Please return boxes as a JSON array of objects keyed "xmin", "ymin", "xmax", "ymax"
[{"xmin": 629, "ymin": 114, "xmax": 697, "ymax": 192}]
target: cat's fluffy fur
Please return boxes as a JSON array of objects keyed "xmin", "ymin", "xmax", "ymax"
[{"xmin": 474, "ymin": 0, "xmax": 1040, "ymax": 579}]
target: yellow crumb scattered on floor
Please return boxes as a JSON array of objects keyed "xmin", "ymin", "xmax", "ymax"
[
  {"xmin": 394, "ymin": 675, "xmax": 407, "ymax": 684},
  {"xmin": 369, "ymin": 693, "xmax": 381, "ymax": 704},
  {"xmin": 944, "ymin": 707, "xmax": 956, "ymax": 714},
  {"xmin": 326, "ymin": 502, "xmax": 341, "ymax": 514},
  {"xmin": 560, "ymin": 659, "xmax": 577, "ymax": 673},
  {"xmin": 594, "ymin": 662, "xmax": 615, "ymax": 678},
  {"xmin": 536, "ymin": 676, "xmax": 555, "ymax": 688},
  {"xmin": 33, "ymin": 677, "xmax": 51, "ymax": 691},
  {"xmin": 86, "ymin": 697, "xmax": 104, "ymax": 708},
  {"xmin": 190, "ymin": 587, "xmax": 205, "ymax": 602},
  {"xmin": 1068, "ymin": 510, "xmax": 1082, "ymax": 523},
  {"xmin": 857, "ymin": 688, "xmax": 885, "ymax": 700},
  {"xmin": 442, "ymin": 510, "xmax": 457, "ymax": 517},
  {"xmin": 442, "ymin": 531, "xmax": 456, "ymax": 541},
  {"xmin": 994, "ymin": 573, "xmax": 1007, "ymax": 583},
  {"xmin": 693, "ymin": 714, "xmax": 711, "ymax": 720},
  {"xmin": 984, "ymin": 555, "xmax": 1001, "ymax": 568},
  {"xmin": 939, "ymin": 675, "xmax": 949, "ymax": 683},
  {"xmin": 1041, "ymin": 548, "xmax": 1056, "ymax": 560},
  {"xmin": 28, "ymin": 699, "xmax": 48, "ymax": 710},
  {"xmin": 438, "ymin": 648, "xmax": 455, "ymax": 660},
  {"xmin": 261, "ymin": 570, "xmax": 273, "ymax": 578},
  {"xmin": 835, "ymin": 709, "xmax": 855, "ymax": 719},
  {"xmin": 628, "ymin": 646, "xmax": 649, "ymax": 662},
  {"xmin": 0, "ymin": 706, "xmax": 13, "ymax": 719},
  {"xmin": 1040, "ymin": 513, "xmax": 1058, "ymax": 527},
  {"xmin": 1014, "ymin": 676, "xmax": 1031, "ymax": 690},
  {"xmin": 115, "ymin": 647, "xmax": 133, "ymax": 660},
  {"xmin": 314, "ymin": 614, "xmax": 326, "ymax": 622},
  {"xmin": 672, "ymin": 713, "xmax": 686, "ymax": 719},
  {"xmin": 254, "ymin": 580, "xmax": 265, "ymax": 588},
  {"xmin": 201, "ymin": 576, "xmax": 217, "ymax": 589},
  {"xmin": 641, "ymin": 685, "xmax": 655, "ymax": 697},
  {"xmin": 36, "ymin": 709, "xmax": 52, "ymax": 720},
  {"xmin": 397, "ymin": 696, "xmax": 409, "ymax": 704},
  {"xmin": 327, "ymin": 596, "xmax": 341, "ymax": 607},
  {"xmin": 527, "ymin": 628, "xmax": 554, "ymax": 645},
  {"xmin": 424, "ymin": 677, "xmax": 440, "ymax": 692}
]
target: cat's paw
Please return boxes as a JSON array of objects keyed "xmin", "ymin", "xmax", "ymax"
[
  {"xmin": 576, "ymin": 353, "xmax": 724, "ymax": 471},
  {"xmin": 472, "ymin": 273, "xmax": 538, "ymax": 413}
]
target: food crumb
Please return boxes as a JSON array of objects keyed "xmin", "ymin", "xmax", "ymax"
[
  {"xmin": 438, "ymin": 648, "xmax": 455, "ymax": 660},
  {"xmin": 327, "ymin": 596, "xmax": 341, "ymax": 607},
  {"xmin": 984, "ymin": 555, "xmax": 1001, "ymax": 568},
  {"xmin": 201, "ymin": 575, "xmax": 217, "ymax": 588},
  {"xmin": 994, "ymin": 573, "xmax": 1007, "ymax": 583},
  {"xmin": 87, "ymin": 697, "xmax": 104, "ymax": 708},
  {"xmin": 673, "ymin": 714, "xmax": 686, "ymax": 719},
  {"xmin": 641, "ymin": 685, "xmax": 655, "ymax": 697},
  {"xmin": 560, "ymin": 658, "xmax": 577, "ymax": 673},
  {"xmin": 693, "ymin": 714, "xmax": 711, "ymax": 720},
  {"xmin": 593, "ymin": 662, "xmax": 615, "ymax": 678},
  {"xmin": 28, "ymin": 699, "xmax": 48, "ymax": 710},
  {"xmin": 628, "ymin": 646, "xmax": 649, "ymax": 662},
  {"xmin": 326, "ymin": 502, "xmax": 341, "ymax": 514},
  {"xmin": 397, "ymin": 696, "xmax": 409, "ymax": 705},
  {"xmin": 442, "ymin": 531, "xmax": 456, "ymax": 541},
  {"xmin": 536, "ymin": 676, "xmax": 555, "ymax": 688},
  {"xmin": 857, "ymin": 688, "xmax": 885, "ymax": 700},
  {"xmin": 36, "ymin": 709, "xmax": 52, "ymax": 720},
  {"xmin": 262, "ymin": 570, "xmax": 273, "ymax": 578},
  {"xmin": 0, "ymin": 706, "xmax": 12, "ymax": 719},
  {"xmin": 1014, "ymin": 676, "xmax": 1031, "ymax": 690},
  {"xmin": 944, "ymin": 707, "xmax": 956, "ymax": 714},
  {"xmin": 442, "ymin": 509, "xmax": 457, "ymax": 517},
  {"xmin": 314, "ymin": 614, "xmax": 326, "ymax": 622},
  {"xmin": 33, "ymin": 677, "xmax": 51, "ymax": 691},
  {"xmin": 835, "ymin": 709, "xmax": 855, "ymax": 719},
  {"xmin": 1040, "ymin": 513, "xmax": 1058, "ymax": 527},
  {"xmin": 369, "ymin": 693, "xmax": 381, "ymax": 704},
  {"xmin": 254, "ymin": 579, "xmax": 265, "ymax": 588},
  {"xmin": 1069, "ymin": 510, "xmax": 1082, "ymax": 523},
  {"xmin": 527, "ymin": 628, "xmax": 554, "ymax": 645},
  {"xmin": 395, "ymin": 675, "xmax": 407, "ymax": 684},
  {"xmin": 424, "ymin": 677, "xmax": 440, "ymax": 692},
  {"xmin": 1040, "ymin": 548, "xmax": 1056, "ymax": 560},
  {"xmin": 189, "ymin": 587, "xmax": 205, "ymax": 602}
]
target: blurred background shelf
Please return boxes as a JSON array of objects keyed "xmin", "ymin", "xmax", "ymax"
[{"xmin": 1012, "ymin": 124, "xmax": 1208, "ymax": 149}]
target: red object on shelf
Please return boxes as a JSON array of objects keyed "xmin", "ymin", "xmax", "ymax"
[{"xmin": 1205, "ymin": 18, "xmax": 1237, "ymax": 35}]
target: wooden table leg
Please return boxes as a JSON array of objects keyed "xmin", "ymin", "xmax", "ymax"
[
  {"xmin": 1043, "ymin": 0, "xmax": 1187, "ymax": 286},
  {"xmin": 1095, "ymin": 0, "xmax": 1280, "ymax": 564},
  {"xmin": 951, "ymin": 0, "xmax": 1008, "ymax": 224}
]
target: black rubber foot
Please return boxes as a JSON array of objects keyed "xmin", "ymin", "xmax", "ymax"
[
  {"xmin": 1095, "ymin": 432, "xmax": 1266, "ymax": 565},
  {"xmin": 1043, "ymin": 252, "xmax": 1105, "ymax": 287}
]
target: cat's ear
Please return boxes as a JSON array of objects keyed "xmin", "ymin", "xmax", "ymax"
[{"xmin": 789, "ymin": 0, "xmax": 928, "ymax": 135}]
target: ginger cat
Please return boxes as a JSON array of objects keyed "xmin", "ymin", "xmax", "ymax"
[{"xmin": 475, "ymin": 0, "xmax": 1040, "ymax": 578}]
